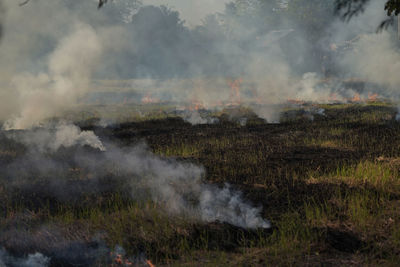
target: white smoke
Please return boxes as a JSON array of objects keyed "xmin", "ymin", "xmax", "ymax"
[
  {"xmin": 200, "ymin": 184, "xmax": 270, "ymax": 228},
  {"xmin": 332, "ymin": 0, "xmax": 400, "ymax": 100},
  {"xmin": 0, "ymin": 249, "xmax": 50, "ymax": 267},
  {"xmin": 4, "ymin": 130, "xmax": 269, "ymax": 229},
  {"xmin": 3, "ymin": 22, "xmax": 102, "ymax": 130},
  {"xmin": 183, "ymin": 110, "xmax": 208, "ymax": 124},
  {"xmin": 182, "ymin": 110, "xmax": 219, "ymax": 125},
  {"xmin": 102, "ymin": 144, "xmax": 270, "ymax": 229},
  {"xmin": 145, "ymin": 0, "xmax": 231, "ymax": 27},
  {"xmin": 295, "ymin": 73, "xmax": 332, "ymax": 102},
  {"xmin": 5, "ymin": 122, "xmax": 106, "ymax": 152},
  {"xmin": 51, "ymin": 123, "xmax": 105, "ymax": 151},
  {"xmin": 339, "ymin": 32, "xmax": 400, "ymax": 94}
]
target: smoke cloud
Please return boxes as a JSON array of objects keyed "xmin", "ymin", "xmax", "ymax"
[
  {"xmin": 5, "ymin": 122, "xmax": 106, "ymax": 152},
  {"xmin": 3, "ymin": 23, "xmax": 102, "ymax": 130},
  {"xmin": 331, "ymin": 0, "xmax": 400, "ymax": 98},
  {"xmin": 1, "ymin": 0, "xmax": 400, "ymax": 125},
  {"xmin": 145, "ymin": 0, "xmax": 231, "ymax": 26},
  {"xmin": 0, "ymin": 249, "xmax": 50, "ymax": 267},
  {"xmin": 2, "ymin": 0, "xmax": 399, "ymax": 263},
  {"xmin": 2, "ymin": 125, "xmax": 269, "ymax": 229}
]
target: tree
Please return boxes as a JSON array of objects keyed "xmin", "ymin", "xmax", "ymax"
[
  {"xmin": 335, "ymin": 0, "xmax": 400, "ymax": 29},
  {"xmin": 0, "ymin": 1, "xmax": 4, "ymax": 40}
]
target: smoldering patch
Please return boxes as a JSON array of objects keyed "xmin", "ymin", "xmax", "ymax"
[{"xmin": 0, "ymin": 123, "xmax": 270, "ymax": 229}]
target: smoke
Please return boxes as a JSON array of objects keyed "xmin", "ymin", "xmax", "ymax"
[
  {"xmin": 0, "ymin": 249, "xmax": 50, "ymax": 267},
  {"xmin": 332, "ymin": 0, "xmax": 399, "ymax": 96},
  {"xmin": 182, "ymin": 110, "xmax": 208, "ymax": 124},
  {"xmin": 182, "ymin": 110, "xmax": 219, "ymax": 125},
  {"xmin": 338, "ymin": 32, "xmax": 400, "ymax": 94},
  {"xmin": 3, "ymin": 23, "xmax": 102, "ymax": 130},
  {"xmin": 2, "ymin": 125, "xmax": 269, "ymax": 229},
  {"xmin": 5, "ymin": 122, "xmax": 106, "ymax": 152},
  {"xmin": 86, "ymin": 1, "xmax": 337, "ymax": 121},
  {"xmin": 2, "ymin": 0, "xmax": 400, "ymax": 125},
  {"xmin": 0, "ymin": 221, "xmax": 114, "ymax": 266},
  {"xmin": 108, "ymin": 0, "xmax": 400, "ymax": 121},
  {"xmin": 91, "ymin": 143, "xmax": 270, "ymax": 228},
  {"xmin": 145, "ymin": 0, "xmax": 231, "ymax": 27},
  {"xmin": 199, "ymin": 184, "xmax": 269, "ymax": 228},
  {"xmin": 0, "ymin": 0, "xmax": 130, "ymax": 125}
]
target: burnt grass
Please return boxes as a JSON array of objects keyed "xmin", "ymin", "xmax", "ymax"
[{"xmin": 2, "ymin": 103, "xmax": 400, "ymax": 266}]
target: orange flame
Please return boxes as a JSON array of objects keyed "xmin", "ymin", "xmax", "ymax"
[
  {"xmin": 114, "ymin": 254, "xmax": 123, "ymax": 265},
  {"xmin": 111, "ymin": 252, "xmax": 134, "ymax": 266},
  {"xmin": 146, "ymin": 259, "xmax": 156, "ymax": 267},
  {"xmin": 351, "ymin": 93, "xmax": 361, "ymax": 102},
  {"xmin": 328, "ymin": 93, "xmax": 338, "ymax": 102},
  {"xmin": 188, "ymin": 100, "xmax": 204, "ymax": 111},
  {"xmin": 141, "ymin": 93, "xmax": 159, "ymax": 104},
  {"xmin": 368, "ymin": 92, "xmax": 378, "ymax": 102}
]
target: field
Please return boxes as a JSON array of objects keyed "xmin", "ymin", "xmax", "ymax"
[{"xmin": 1, "ymin": 102, "xmax": 400, "ymax": 266}]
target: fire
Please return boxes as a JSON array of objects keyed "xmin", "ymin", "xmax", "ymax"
[
  {"xmin": 227, "ymin": 78, "xmax": 243, "ymax": 105},
  {"xmin": 188, "ymin": 100, "xmax": 204, "ymax": 111},
  {"xmin": 368, "ymin": 92, "xmax": 378, "ymax": 102},
  {"xmin": 146, "ymin": 259, "xmax": 156, "ymax": 267},
  {"xmin": 113, "ymin": 253, "xmax": 123, "ymax": 265},
  {"xmin": 328, "ymin": 93, "xmax": 338, "ymax": 102},
  {"xmin": 111, "ymin": 252, "xmax": 154, "ymax": 266},
  {"xmin": 111, "ymin": 251, "xmax": 134, "ymax": 266},
  {"xmin": 141, "ymin": 93, "xmax": 159, "ymax": 104},
  {"xmin": 351, "ymin": 93, "xmax": 361, "ymax": 102}
]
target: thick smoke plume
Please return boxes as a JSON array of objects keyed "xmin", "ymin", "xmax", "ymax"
[
  {"xmin": 3, "ymin": 23, "xmax": 102, "ymax": 130},
  {"xmin": 2, "ymin": 0, "xmax": 399, "ymax": 125},
  {"xmin": 331, "ymin": 0, "xmax": 400, "ymax": 98},
  {"xmin": 2, "ymin": 125, "xmax": 269, "ymax": 229},
  {"xmin": 5, "ymin": 122, "xmax": 106, "ymax": 152}
]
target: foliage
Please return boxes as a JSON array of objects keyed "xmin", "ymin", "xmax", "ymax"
[{"xmin": 335, "ymin": 0, "xmax": 400, "ymax": 29}]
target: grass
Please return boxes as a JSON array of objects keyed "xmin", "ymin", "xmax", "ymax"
[{"xmin": 2, "ymin": 103, "xmax": 400, "ymax": 265}]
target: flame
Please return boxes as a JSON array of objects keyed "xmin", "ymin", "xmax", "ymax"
[
  {"xmin": 368, "ymin": 92, "xmax": 378, "ymax": 102},
  {"xmin": 227, "ymin": 78, "xmax": 243, "ymax": 105},
  {"xmin": 188, "ymin": 100, "xmax": 204, "ymax": 111},
  {"xmin": 141, "ymin": 93, "xmax": 159, "ymax": 104},
  {"xmin": 114, "ymin": 254, "xmax": 123, "ymax": 265},
  {"xmin": 328, "ymin": 93, "xmax": 338, "ymax": 102},
  {"xmin": 146, "ymin": 259, "xmax": 156, "ymax": 267},
  {"xmin": 351, "ymin": 93, "xmax": 361, "ymax": 102},
  {"xmin": 111, "ymin": 252, "xmax": 134, "ymax": 266}
]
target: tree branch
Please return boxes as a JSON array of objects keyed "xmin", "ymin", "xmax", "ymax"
[{"xmin": 19, "ymin": 0, "xmax": 30, "ymax": 7}]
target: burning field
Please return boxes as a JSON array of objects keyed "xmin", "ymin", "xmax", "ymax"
[
  {"xmin": 2, "ymin": 0, "xmax": 400, "ymax": 266},
  {"xmin": 1, "ymin": 103, "xmax": 400, "ymax": 266}
]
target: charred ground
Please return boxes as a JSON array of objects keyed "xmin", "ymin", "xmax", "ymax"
[{"xmin": 1, "ymin": 103, "xmax": 400, "ymax": 266}]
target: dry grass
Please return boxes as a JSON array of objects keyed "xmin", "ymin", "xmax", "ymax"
[{"xmin": 1, "ymin": 103, "xmax": 400, "ymax": 265}]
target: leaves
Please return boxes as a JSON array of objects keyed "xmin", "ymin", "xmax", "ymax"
[
  {"xmin": 384, "ymin": 0, "xmax": 400, "ymax": 16},
  {"xmin": 334, "ymin": 0, "xmax": 370, "ymax": 21},
  {"xmin": 334, "ymin": 0, "xmax": 399, "ymax": 31},
  {"xmin": 98, "ymin": 0, "xmax": 108, "ymax": 9}
]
